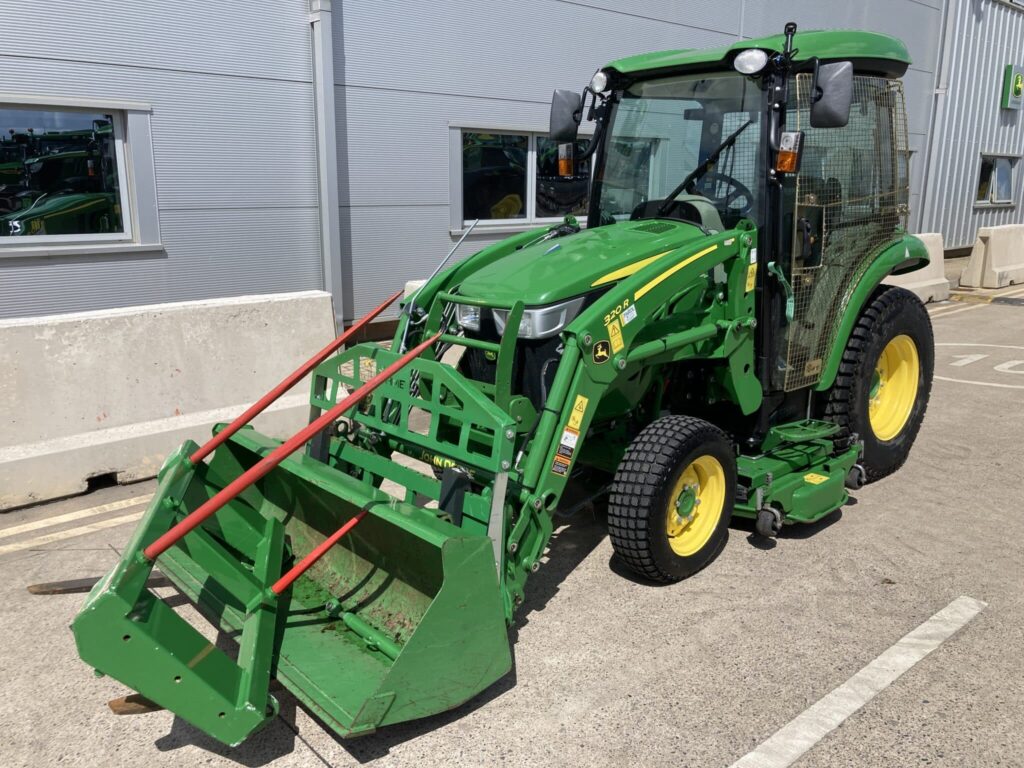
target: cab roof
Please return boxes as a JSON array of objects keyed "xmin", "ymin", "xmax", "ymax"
[{"xmin": 608, "ymin": 29, "xmax": 911, "ymax": 79}]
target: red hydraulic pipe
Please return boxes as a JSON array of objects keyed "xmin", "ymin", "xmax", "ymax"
[
  {"xmin": 270, "ymin": 508, "xmax": 369, "ymax": 595},
  {"xmin": 143, "ymin": 331, "xmax": 441, "ymax": 561},
  {"xmin": 189, "ymin": 289, "xmax": 404, "ymax": 465}
]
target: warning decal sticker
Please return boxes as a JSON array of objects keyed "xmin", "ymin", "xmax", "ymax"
[{"xmin": 607, "ymin": 318, "xmax": 624, "ymax": 354}]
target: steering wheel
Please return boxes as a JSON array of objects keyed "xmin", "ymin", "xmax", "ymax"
[{"xmin": 687, "ymin": 171, "xmax": 754, "ymax": 216}]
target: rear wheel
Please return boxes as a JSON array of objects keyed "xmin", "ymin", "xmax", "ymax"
[
  {"xmin": 824, "ymin": 286, "xmax": 933, "ymax": 482},
  {"xmin": 608, "ymin": 415, "xmax": 735, "ymax": 582}
]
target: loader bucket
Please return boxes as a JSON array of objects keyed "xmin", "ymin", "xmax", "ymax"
[{"xmin": 72, "ymin": 428, "xmax": 512, "ymax": 745}]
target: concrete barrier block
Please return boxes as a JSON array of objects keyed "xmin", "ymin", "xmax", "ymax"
[
  {"xmin": 404, "ymin": 279, "xmax": 426, "ymax": 298},
  {"xmin": 0, "ymin": 291, "xmax": 336, "ymax": 510},
  {"xmin": 883, "ymin": 232, "xmax": 950, "ymax": 303},
  {"xmin": 959, "ymin": 224, "xmax": 1024, "ymax": 289}
]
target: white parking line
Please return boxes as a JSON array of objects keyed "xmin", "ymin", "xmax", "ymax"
[
  {"xmin": 0, "ymin": 510, "xmax": 146, "ymax": 556},
  {"xmin": 728, "ymin": 596, "xmax": 987, "ymax": 768},
  {"xmin": 935, "ymin": 375, "xmax": 1024, "ymax": 390},
  {"xmin": 0, "ymin": 495, "xmax": 151, "ymax": 541}
]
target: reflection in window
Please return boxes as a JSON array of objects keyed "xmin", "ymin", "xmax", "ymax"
[
  {"xmin": 0, "ymin": 106, "xmax": 125, "ymax": 238},
  {"xmin": 535, "ymin": 137, "xmax": 590, "ymax": 218},
  {"xmin": 458, "ymin": 129, "xmax": 594, "ymax": 226},
  {"xmin": 600, "ymin": 137, "xmax": 658, "ymax": 219},
  {"xmin": 462, "ymin": 132, "xmax": 527, "ymax": 220},
  {"xmin": 976, "ymin": 155, "xmax": 1015, "ymax": 205}
]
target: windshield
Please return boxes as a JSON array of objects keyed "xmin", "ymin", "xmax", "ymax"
[{"xmin": 593, "ymin": 72, "xmax": 766, "ymax": 230}]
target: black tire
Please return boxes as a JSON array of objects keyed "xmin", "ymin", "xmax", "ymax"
[
  {"xmin": 608, "ymin": 415, "xmax": 735, "ymax": 582},
  {"xmin": 824, "ymin": 285, "xmax": 933, "ymax": 482}
]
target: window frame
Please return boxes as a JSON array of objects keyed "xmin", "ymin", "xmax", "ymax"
[
  {"xmin": 449, "ymin": 122, "xmax": 594, "ymax": 234},
  {"xmin": 0, "ymin": 94, "xmax": 162, "ymax": 258},
  {"xmin": 975, "ymin": 152, "xmax": 1019, "ymax": 209}
]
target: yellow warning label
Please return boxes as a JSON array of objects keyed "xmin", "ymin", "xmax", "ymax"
[
  {"xmin": 745, "ymin": 262, "xmax": 757, "ymax": 292},
  {"xmin": 804, "ymin": 472, "xmax": 829, "ymax": 485},
  {"xmin": 568, "ymin": 394, "xmax": 589, "ymax": 429},
  {"xmin": 607, "ymin": 318, "xmax": 624, "ymax": 354}
]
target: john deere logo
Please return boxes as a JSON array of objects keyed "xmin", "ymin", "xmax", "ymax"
[
  {"xmin": 1015, "ymin": 73, "xmax": 1023, "ymax": 98},
  {"xmin": 593, "ymin": 340, "xmax": 611, "ymax": 364}
]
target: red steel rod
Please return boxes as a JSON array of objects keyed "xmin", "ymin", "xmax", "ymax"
[
  {"xmin": 270, "ymin": 508, "xmax": 370, "ymax": 595},
  {"xmin": 189, "ymin": 289, "xmax": 404, "ymax": 465},
  {"xmin": 143, "ymin": 332, "xmax": 442, "ymax": 561}
]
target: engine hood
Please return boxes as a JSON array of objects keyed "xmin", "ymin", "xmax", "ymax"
[{"xmin": 456, "ymin": 220, "xmax": 711, "ymax": 306}]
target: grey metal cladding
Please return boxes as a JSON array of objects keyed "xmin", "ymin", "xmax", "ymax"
[
  {"xmin": 1, "ymin": 0, "xmax": 313, "ymax": 83},
  {"xmin": 333, "ymin": 0, "xmax": 737, "ymax": 100},
  {"xmin": 0, "ymin": 1, "xmax": 321, "ymax": 318},
  {"xmin": 0, "ymin": 209, "xmax": 322, "ymax": 317},
  {"xmin": 922, "ymin": 1, "xmax": 1024, "ymax": 248},
  {"xmin": 336, "ymin": 86, "xmax": 552, "ymax": 208}
]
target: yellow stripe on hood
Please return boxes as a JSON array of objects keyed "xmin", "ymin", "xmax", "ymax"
[
  {"xmin": 590, "ymin": 249, "xmax": 676, "ymax": 288},
  {"xmin": 635, "ymin": 244, "xmax": 718, "ymax": 299}
]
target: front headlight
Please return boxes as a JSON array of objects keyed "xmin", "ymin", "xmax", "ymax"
[
  {"xmin": 456, "ymin": 303, "xmax": 481, "ymax": 331},
  {"xmin": 492, "ymin": 296, "xmax": 586, "ymax": 340}
]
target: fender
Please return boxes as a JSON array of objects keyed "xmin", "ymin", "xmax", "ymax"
[{"xmin": 814, "ymin": 233, "xmax": 929, "ymax": 392}]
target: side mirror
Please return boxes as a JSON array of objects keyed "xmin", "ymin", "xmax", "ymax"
[
  {"xmin": 550, "ymin": 89, "xmax": 583, "ymax": 143},
  {"xmin": 810, "ymin": 61, "xmax": 853, "ymax": 128}
]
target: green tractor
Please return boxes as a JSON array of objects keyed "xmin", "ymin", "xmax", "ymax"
[
  {"xmin": 0, "ymin": 148, "xmax": 122, "ymax": 236},
  {"xmin": 73, "ymin": 24, "xmax": 933, "ymax": 745},
  {"xmin": 1, "ymin": 120, "xmax": 121, "ymax": 236},
  {"xmin": 0, "ymin": 133, "xmax": 30, "ymax": 213}
]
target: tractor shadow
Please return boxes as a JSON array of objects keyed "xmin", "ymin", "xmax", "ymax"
[
  {"xmin": 732, "ymin": 501, "xmax": 850, "ymax": 551},
  {"xmin": 318, "ymin": 501, "xmax": 608, "ymax": 763},
  {"xmin": 153, "ymin": 626, "xmax": 302, "ymax": 766}
]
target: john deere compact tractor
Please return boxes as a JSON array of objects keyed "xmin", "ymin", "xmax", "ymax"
[{"xmin": 74, "ymin": 25, "xmax": 933, "ymax": 744}]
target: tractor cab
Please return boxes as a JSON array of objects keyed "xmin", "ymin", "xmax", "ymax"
[{"xmin": 551, "ymin": 25, "xmax": 920, "ymax": 410}]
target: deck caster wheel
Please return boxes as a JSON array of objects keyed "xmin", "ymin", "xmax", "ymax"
[
  {"xmin": 845, "ymin": 463, "xmax": 867, "ymax": 490},
  {"xmin": 755, "ymin": 506, "xmax": 782, "ymax": 538}
]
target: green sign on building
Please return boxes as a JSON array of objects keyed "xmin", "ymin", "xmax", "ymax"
[{"xmin": 1002, "ymin": 64, "xmax": 1023, "ymax": 110}]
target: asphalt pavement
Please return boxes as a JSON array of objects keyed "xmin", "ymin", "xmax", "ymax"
[{"xmin": 1, "ymin": 283, "xmax": 1022, "ymax": 768}]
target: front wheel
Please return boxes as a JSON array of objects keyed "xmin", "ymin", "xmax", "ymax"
[
  {"xmin": 824, "ymin": 286, "xmax": 934, "ymax": 482},
  {"xmin": 608, "ymin": 415, "xmax": 735, "ymax": 582}
]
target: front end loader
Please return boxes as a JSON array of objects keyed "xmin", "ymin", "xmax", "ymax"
[{"xmin": 73, "ymin": 24, "xmax": 934, "ymax": 745}]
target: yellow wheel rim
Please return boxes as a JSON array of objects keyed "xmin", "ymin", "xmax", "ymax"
[
  {"xmin": 665, "ymin": 455, "xmax": 726, "ymax": 557},
  {"xmin": 868, "ymin": 334, "xmax": 920, "ymax": 442}
]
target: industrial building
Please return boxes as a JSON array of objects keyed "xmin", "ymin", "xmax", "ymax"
[{"xmin": 1, "ymin": 1, "xmax": 1021, "ymax": 325}]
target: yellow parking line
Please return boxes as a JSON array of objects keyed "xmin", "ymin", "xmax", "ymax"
[
  {"xmin": 0, "ymin": 495, "xmax": 151, "ymax": 541},
  {"xmin": 0, "ymin": 511, "xmax": 145, "ymax": 556},
  {"xmin": 931, "ymin": 303, "xmax": 986, "ymax": 319}
]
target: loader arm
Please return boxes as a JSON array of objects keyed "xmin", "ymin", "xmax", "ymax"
[{"xmin": 367, "ymin": 221, "xmax": 761, "ymax": 614}]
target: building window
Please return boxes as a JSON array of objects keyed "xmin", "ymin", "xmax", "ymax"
[
  {"xmin": 457, "ymin": 130, "xmax": 590, "ymax": 226},
  {"xmin": 0, "ymin": 104, "xmax": 132, "ymax": 244},
  {"xmin": 975, "ymin": 155, "xmax": 1016, "ymax": 206}
]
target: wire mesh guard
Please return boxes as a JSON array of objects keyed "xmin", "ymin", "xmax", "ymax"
[{"xmin": 782, "ymin": 75, "xmax": 910, "ymax": 391}]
